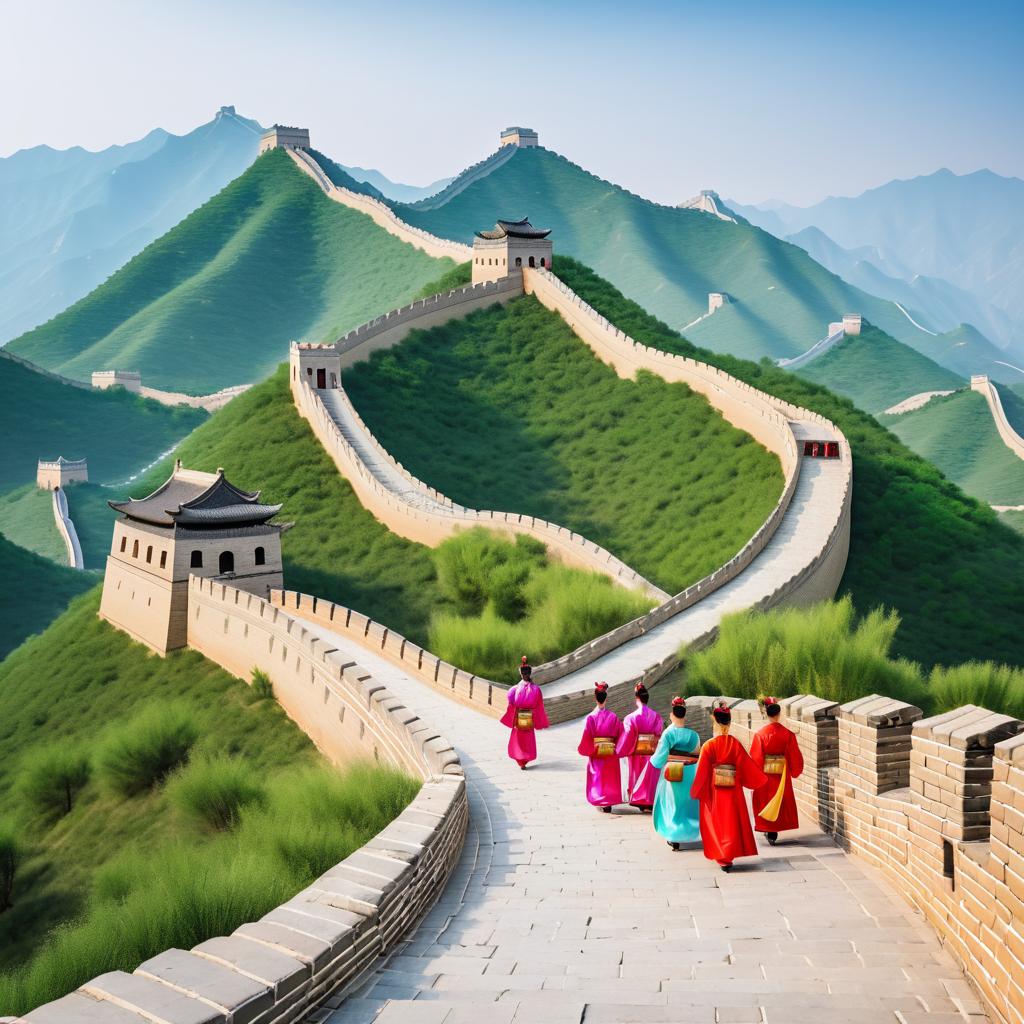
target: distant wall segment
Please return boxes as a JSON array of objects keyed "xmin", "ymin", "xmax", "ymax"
[{"xmin": 972, "ymin": 374, "xmax": 1024, "ymax": 461}]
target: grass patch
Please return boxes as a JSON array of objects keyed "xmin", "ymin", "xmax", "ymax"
[
  {"xmin": 0, "ymin": 591, "xmax": 420, "ymax": 1008},
  {"xmin": 797, "ymin": 324, "xmax": 963, "ymax": 415},
  {"xmin": 880, "ymin": 390, "xmax": 1024, "ymax": 506},
  {"xmin": 19, "ymin": 751, "xmax": 90, "ymax": 821},
  {"xmin": 0, "ymin": 487, "xmax": 65, "ymax": 564},
  {"xmin": 429, "ymin": 529, "xmax": 654, "ymax": 682},
  {"xmin": 415, "ymin": 261, "xmax": 471, "ymax": 298},
  {"xmin": 343, "ymin": 293, "xmax": 784, "ymax": 595},
  {"xmin": 6, "ymin": 150, "xmax": 450, "ymax": 394},
  {"xmin": 552, "ymin": 256, "xmax": 1024, "ymax": 669},
  {"xmin": 0, "ymin": 356, "xmax": 205, "ymax": 491}
]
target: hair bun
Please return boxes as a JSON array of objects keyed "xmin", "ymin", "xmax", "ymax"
[
  {"xmin": 595, "ymin": 682, "xmax": 609, "ymax": 693},
  {"xmin": 672, "ymin": 696, "xmax": 686, "ymax": 707}
]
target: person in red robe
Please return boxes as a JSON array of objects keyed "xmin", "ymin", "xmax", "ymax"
[
  {"xmin": 749, "ymin": 696, "xmax": 804, "ymax": 844},
  {"xmin": 577, "ymin": 683, "xmax": 624, "ymax": 811},
  {"xmin": 499, "ymin": 657, "xmax": 550, "ymax": 769},
  {"xmin": 690, "ymin": 700, "xmax": 768, "ymax": 872}
]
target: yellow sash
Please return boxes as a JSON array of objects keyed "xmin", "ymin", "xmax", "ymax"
[{"xmin": 760, "ymin": 760, "xmax": 788, "ymax": 822}]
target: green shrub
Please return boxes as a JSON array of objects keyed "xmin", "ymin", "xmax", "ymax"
[
  {"xmin": 415, "ymin": 261, "xmax": 471, "ymax": 298},
  {"xmin": 20, "ymin": 749, "xmax": 91, "ymax": 818},
  {"xmin": 250, "ymin": 668, "xmax": 274, "ymax": 701},
  {"xmin": 0, "ymin": 826, "xmax": 19, "ymax": 913},
  {"xmin": 167, "ymin": 756, "xmax": 267, "ymax": 831},
  {"xmin": 0, "ymin": 764, "xmax": 419, "ymax": 1014},
  {"xmin": 930, "ymin": 662, "xmax": 1024, "ymax": 719},
  {"xmin": 96, "ymin": 705, "xmax": 198, "ymax": 797},
  {"xmin": 685, "ymin": 597, "xmax": 929, "ymax": 708}
]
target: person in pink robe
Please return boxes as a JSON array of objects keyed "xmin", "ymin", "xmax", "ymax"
[
  {"xmin": 615, "ymin": 682, "xmax": 664, "ymax": 812},
  {"xmin": 577, "ymin": 683, "xmax": 624, "ymax": 811},
  {"xmin": 499, "ymin": 658, "xmax": 550, "ymax": 769}
]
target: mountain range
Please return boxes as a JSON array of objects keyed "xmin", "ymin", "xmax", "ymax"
[{"xmin": 0, "ymin": 106, "xmax": 262, "ymax": 344}]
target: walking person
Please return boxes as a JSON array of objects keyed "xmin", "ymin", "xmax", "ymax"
[
  {"xmin": 649, "ymin": 696, "xmax": 702, "ymax": 849},
  {"xmin": 577, "ymin": 682, "xmax": 624, "ymax": 811},
  {"xmin": 499, "ymin": 657, "xmax": 549, "ymax": 770},
  {"xmin": 690, "ymin": 700, "xmax": 767, "ymax": 871},
  {"xmin": 617, "ymin": 682, "xmax": 664, "ymax": 812},
  {"xmin": 750, "ymin": 696, "xmax": 804, "ymax": 845}
]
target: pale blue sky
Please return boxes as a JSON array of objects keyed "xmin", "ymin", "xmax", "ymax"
[{"xmin": 3, "ymin": 0, "xmax": 1022, "ymax": 204}]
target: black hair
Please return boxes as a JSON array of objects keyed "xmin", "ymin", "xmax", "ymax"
[
  {"xmin": 519, "ymin": 665, "xmax": 533, "ymax": 681},
  {"xmin": 671, "ymin": 704, "xmax": 686, "ymax": 720},
  {"xmin": 595, "ymin": 687, "xmax": 608, "ymax": 704},
  {"xmin": 635, "ymin": 685, "xmax": 649, "ymax": 704},
  {"xmin": 765, "ymin": 703, "xmax": 781, "ymax": 718},
  {"xmin": 712, "ymin": 707, "xmax": 732, "ymax": 726}
]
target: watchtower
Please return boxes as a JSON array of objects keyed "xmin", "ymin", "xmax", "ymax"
[
  {"xmin": 472, "ymin": 218, "xmax": 553, "ymax": 285},
  {"xmin": 37, "ymin": 456, "xmax": 88, "ymax": 490},
  {"xmin": 499, "ymin": 127, "xmax": 539, "ymax": 149},
  {"xmin": 92, "ymin": 370, "xmax": 141, "ymax": 393},
  {"xmin": 99, "ymin": 461, "xmax": 291, "ymax": 654},
  {"xmin": 259, "ymin": 125, "xmax": 311, "ymax": 154}
]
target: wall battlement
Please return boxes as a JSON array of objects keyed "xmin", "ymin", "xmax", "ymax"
[
  {"xmin": 688, "ymin": 693, "xmax": 1024, "ymax": 1024},
  {"xmin": 37, "ymin": 456, "xmax": 88, "ymax": 490},
  {"xmin": 972, "ymin": 374, "xmax": 1024, "ymax": 461}
]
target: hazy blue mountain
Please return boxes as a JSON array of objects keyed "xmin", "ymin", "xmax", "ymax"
[
  {"xmin": 786, "ymin": 224, "xmax": 1019, "ymax": 358},
  {"xmin": 0, "ymin": 107, "xmax": 262, "ymax": 343},
  {"xmin": 728, "ymin": 168, "xmax": 1024, "ymax": 344},
  {"xmin": 338, "ymin": 164, "xmax": 453, "ymax": 203}
]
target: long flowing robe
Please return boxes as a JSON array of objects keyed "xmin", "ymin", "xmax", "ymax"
[
  {"xmin": 690, "ymin": 733, "xmax": 767, "ymax": 864},
  {"xmin": 499, "ymin": 681, "xmax": 549, "ymax": 766},
  {"xmin": 649, "ymin": 724, "xmax": 702, "ymax": 843},
  {"xmin": 577, "ymin": 706, "xmax": 624, "ymax": 807},
  {"xmin": 616, "ymin": 704, "xmax": 665, "ymax": 807},
  {"xmin": 750, "ymin": 721, "xmax": 804, "ymax": 833}
]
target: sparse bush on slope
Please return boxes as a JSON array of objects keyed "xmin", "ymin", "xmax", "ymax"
[
  {"xmin": 96, "ymin": 705, "xmax": 199, "ymax": 797},
  {"xmin": 20, "ymin": 750, "xmax": 91, "ymax": 819},
  {"xmin": 166, "ymin": 756, "xmax": 267, "ymax": 831}
]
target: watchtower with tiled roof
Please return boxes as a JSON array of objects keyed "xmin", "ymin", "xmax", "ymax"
[
  {"xmin": 99, "ymin": 460, "xmax": 291, "ymax": 654},
  {"xmin": 472, "ymin": 217, "xmax": 553, "ymax": 285}
]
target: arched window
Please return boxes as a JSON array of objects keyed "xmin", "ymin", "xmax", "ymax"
[
  {"xmin": 540, "ymin": 257, "xmax": 546, "ymax": 267},
  {"xmin": 190, "ymin": 550, "xmax": 203, "ymax": 568},
  {"xmin": 254, "ymin": 546, "xmax": 266, "ymax": 566},
  {"xmin": 120, "ymin": 536, "xmax": 127, "ymax": 553},
  {"xmin": 529, "ymin": 256, "xmax": 536, "ymax": 268},
  {"xmin": 159, "ymin": 551, "xmax": 167, "ymax": 569},
  {"xmin": 132, "ymin": 539, "xmax": 139, "ymax": 558},
  {"xmin": 145, "ymin": 545, "xmax": 153, "ymax": 563},
  {"xmin": 515, "ymin": 257, "xmax": 522, "ymax": 268},
  {"xmin": 219, "ymin": 551, "xmax": 235, "ymax": 574}
]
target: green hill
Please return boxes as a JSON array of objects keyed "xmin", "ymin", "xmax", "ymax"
[
  {"xmin": 998, "ymin": 382, "xmax": 1024, "ymax": 435},
  {"xmin": 928, "ymin": 323, "xmax": 1024, "ymax": 384},
  {"xmin": 796, "ymin": 323, "xmax": 964, "ymax": 414},
  {"xmin": 5, "ymin": 150, "xmax": 450, "ymax": 394},
  {"xmin": 0, "ymin": 591, "xmax": 417, "ymax": 1013},
  {"xmin": 0, "ymin": 354, "xmax": 206, "ymax": 491},
  {"xmin": 551, "ymin": 258, "xmax": 1024, "ymax": 669},
  {"xmin": 0, "ymin": 533, "xmax": 93, "ymax": 658},
  {"xmin": 391, "ymin": 145, "xmax": 944, "ymax": 364},
  {"xmin": 343, "ymin": 292, "xmax": 784, "ymax": 594},
  {"xmin": 880, "ymin": 391, "xmax": 1024, "ymax": 506}
]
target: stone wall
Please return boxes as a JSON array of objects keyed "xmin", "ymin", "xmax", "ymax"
[
  {"xmin": 776, "ymin": 323, "xmax": 849, "ymax": 370},
  {"xmin": 11, "ymin": 578, "xmax": 469, "ymax": 1024},
  {"xmin": 287, "ymin": 148, "xmax": 473, "ymax": 263},
  {"xmin": 36, "ymin": 457, "xmax": 89, "ymax": 490},
  {"xmin": 0, "ymin": 347, "xmax": 91, "ymax": 390},
  {"xmin": 689, "ymin": 691, "xmax": 1024, "ymax": 1024},
  {"xmin": 51, "ymin": 487, "xmax": 83, "ymax": 570},
  {"xmin": 972, "ymin": 375, "xmax": 1024, "ymax": 461},
  {"xmin": 405, "ymin": 145, "xmax": 517, "ymax": 212}
]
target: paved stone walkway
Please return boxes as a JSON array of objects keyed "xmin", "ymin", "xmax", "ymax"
[{"xmin": 306, "ymin": 627, "xmax": 987, "ymax": 1024}]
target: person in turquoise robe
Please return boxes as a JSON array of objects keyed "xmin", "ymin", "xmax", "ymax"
[{"xmin": 649, "ymin": 697, "xmax": 702, "ymax": 849}]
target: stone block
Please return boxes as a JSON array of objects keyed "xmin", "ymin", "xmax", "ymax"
[
  {"xmin": 23, "ymin": 993, "xmax": 149, "ymax": 1023},
  {"xmin": 234, "ymin": 921, "xmax": 335, "ymax": 976},
  {"xmin": 136, "ymin": 950, "xmax": 272, "ymax": 1024},
  {"xmin": 191, "ymin": 936, "xmax": 309, "ymax": 1000},
  {"xmin": 82, "ymin": 972, "xmax": 224, "ymax": 1024}
]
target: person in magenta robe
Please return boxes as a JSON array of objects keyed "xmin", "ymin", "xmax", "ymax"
[
  {"xmin": 750, "ymin": 696, "xmax": 804, "ymax": 844},
  {"xmin": 615, "ymin": 682, "xmax": 664, "ymax": 812},
  {"xmin": 499, "ymin": 657, "xmax": 550, "ymax": 769},
  {"xmin": 690, "ymin": 700, "xmax": 767, "ymax": 871},
  {"xmin": 577, "ymin": 682, "xmax": 624, "ymax": 811}
]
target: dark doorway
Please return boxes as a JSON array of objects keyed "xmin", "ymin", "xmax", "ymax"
[
  {"xmin": 219, "ymin": 551, "xmax": 235, "ymax": 574},
  {"xmin": 316, "ymin": 368, "xmax": 326, "ymax": 389}
]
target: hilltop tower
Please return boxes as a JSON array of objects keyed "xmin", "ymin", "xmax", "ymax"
[
  {"xmin": 259, "ymin": 125, "xmax": 311, "ymax": 154},
  {"xmin": 92, "ymin": 369, "xmax": 141, "ymax": 393},
  {"xmin": 472, "ymin": 218, "xmax": 552, "ymax": 285},
  {"xmin": 499, "ymin": 126, "xmax": 539, "ymax": 148},
  {"xmin": 37, "ymin": 456, "xmax": 88, "ymax": 490},
  {"xmin": 99, "ymin": 461, "xmax": 291, "ymax": 654}
]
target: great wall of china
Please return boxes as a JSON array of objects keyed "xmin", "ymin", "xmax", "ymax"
[
  {"xmin": 972, "ymin": 375, "xmax": 1024, "ymax": 462},
  {"xmin": 11, "ymin": 136, "xmax": 1024, "ymax": 1024}
]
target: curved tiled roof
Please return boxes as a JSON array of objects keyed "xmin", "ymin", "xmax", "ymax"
[{"xmin": 476, "ymin": 217, "xmax": 552, "ymax": 241}]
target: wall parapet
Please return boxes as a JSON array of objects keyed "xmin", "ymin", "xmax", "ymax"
[
  {"xmin": 287, "ymin": 149, "xmax": 473, "ymax": 263},
  {"xmin": 689, "ymin": 690, "xmax": 1024, "ymax": 1024},
  {"xmin": 972, "ymin": 374, "xmax": 1024, "ymax": 461},
  {"xmin": 402, "ymin": 146, "xmax": 517, "ymax": 212},
  {"xmin": 17, "ymin": 578, "xmax": 468, "ymax": 1024}
]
